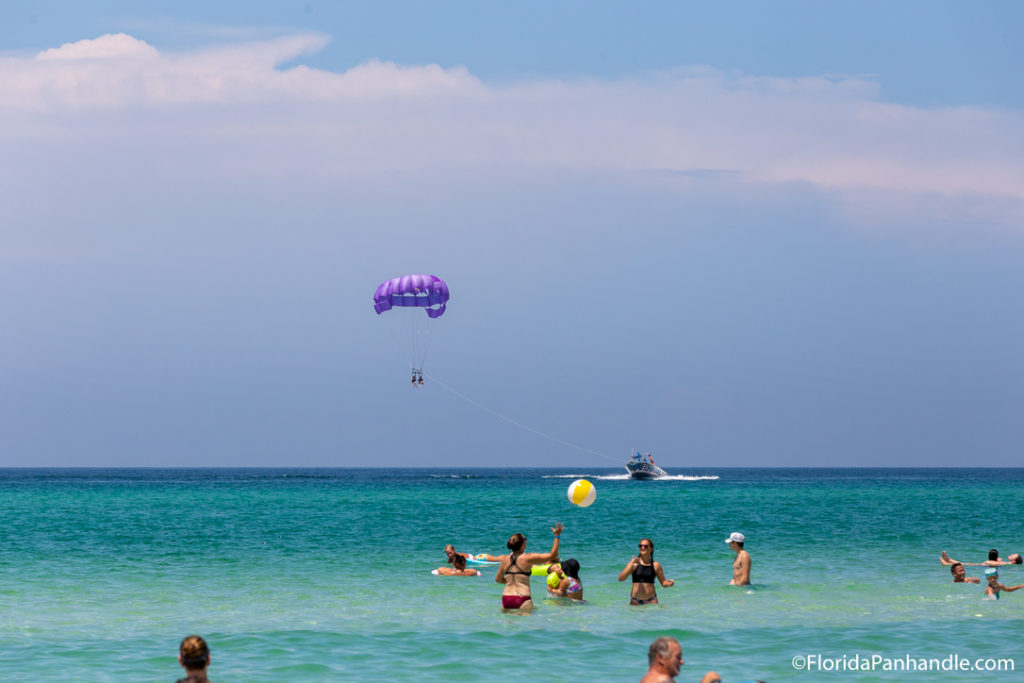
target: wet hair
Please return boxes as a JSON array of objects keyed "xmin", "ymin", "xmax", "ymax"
[
  {"xmin": 989, "ymin": 548, "xmax": 999, "ymax": 561},
  {"xmin": 648, "ymin": 636, "xmax": 679, "ymax": 666},
  {"xmin": 452, "ymin": 554, "xmax": 467, "ymax": 570},
  {"xmin": 507, "ymin": 533, "xmax": 526, "ymax": 552},
  {"xmin": 1011, "ymin": 553, "xmax": 1023, "ymax": 564},
  {"xmin": 179, "ymin": 635, "xmax": 209, "ymax": 670},
  {"xmin": 561, "ymin": 558, "xmax": 581, "ymax": 581},
  {"xmin": 950, "ymin": 563, "xmax": 964, "ymax": 575},
  {"xmin": 639, "ymin": 538, "xmax": 655, "ymax": 558}
]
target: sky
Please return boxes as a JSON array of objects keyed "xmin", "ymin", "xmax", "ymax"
[{"xmin": 1, "ymin": 1, "xmax": 1023, "ymax": 467}]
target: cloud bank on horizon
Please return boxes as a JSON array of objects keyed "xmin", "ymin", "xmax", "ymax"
[
  {"xmin": 4, "ymin": 28, "xmax": 1024, "ymax": 467},
  {"xmin": 2, "ymin": 32, "xmax": 1022, "ymax": 213}
]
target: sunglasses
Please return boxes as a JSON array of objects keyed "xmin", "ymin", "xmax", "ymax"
[{"xmin": 638, "ymin": 544, "xmax": 651, "ymax": 548}]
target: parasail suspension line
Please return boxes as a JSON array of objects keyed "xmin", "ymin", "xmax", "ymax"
[{"xmin": 421, "ymin": 371, "xmax": 621, "ymax": 464}]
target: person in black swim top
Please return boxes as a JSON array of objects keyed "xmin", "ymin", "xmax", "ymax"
[
  {"xmin": 495, "ymin": 522, "xmax": 564, "ymax": 611},
  {"xmin": 618, "ymin": 537, "xmax": 674, "ymax": 605}
]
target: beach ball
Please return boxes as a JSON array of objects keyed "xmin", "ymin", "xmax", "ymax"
[{"xmin": 567, "ymin": 479, "xmax": 596, "ymax": 507}]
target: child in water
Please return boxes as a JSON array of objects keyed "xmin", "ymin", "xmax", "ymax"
[
  {"xmin": 983, "ymin": 568, "xmax": 1024, "ymax": 600},
  {"xmin": 546, "ymin": 559, "xmax": 583, "ymax": 600}
]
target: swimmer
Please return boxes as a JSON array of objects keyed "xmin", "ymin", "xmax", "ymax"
[
  {"xmin": 983, "ymin": 568, "xmax": 1024, "ymax": 600},
  {"xmin": 725, "ymin": 532, "xmax": 751, "ymax": 585},
  {"xmin": 495, "ymin": 522, "xmax": 564, "ymax": 611},
  {"xmin": 619, "ymin": 538, "xmax": 674, "ymax": 605},
  {"xmin": 444, "ymin": 544, "xmax": 499, "ymax": 564},
  {"xmin": 177, "ymin": 635, "xmax": 211, "ymax": 683},
  {"xmin": 444, "ymin": 544, "xmax": 469, "ymax": 564},
  {"xmin": 435, "ymin": 554, "xmax": 479, "ymax": 576},
  {"xmin": 950, "ymin": 563, "xmax": 980, "ymax": 584},
  {"xmin": 548, "ymin": 558, "xmax": 583, "ymax": 601},
  {"xmin": 640, "ymin": 636, "xmax": 720, "ymax": 683},
  {"xmin": 941, "ymin": 550, "xmax": 1023, "ymax": 567}
]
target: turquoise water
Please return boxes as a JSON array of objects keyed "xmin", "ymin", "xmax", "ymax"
[{"xmin": 1, "ymin": 468, "xmax": 1022, "ymax": 681}]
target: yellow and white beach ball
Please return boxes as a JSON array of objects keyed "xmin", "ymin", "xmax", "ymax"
[{"xmin": 567, "ymin": 479, "xmax": 596, "ymax": 507}]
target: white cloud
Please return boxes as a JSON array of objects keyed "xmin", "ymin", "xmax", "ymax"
[
  {"xmin": 36, "ymin": 33, "xmax": 160, "ymax": 61},
  {"xmin": 1, "ymin": 32, "xmax": 1022, "ymax": 214}
]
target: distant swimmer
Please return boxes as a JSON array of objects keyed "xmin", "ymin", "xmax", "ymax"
[
  {"xmin": 619, "ymin": 538, "xmax": 674, "ymax": 605},
  {"xmin": 445, "ymin": 544, "xmax": 500, "ymax": 564},
  {"xmin": 547, "ymin": 558, "xmax": 583, "ymax": 601},
  {"xmin": 495, "ymin": 522, "xmax": 564, "ymax": 611},
  {"xmin": 726, "ymin": 532, "xmax": 751, "ymax": 586},
  {"xmin": 950, "ymin": 563, "xmax": 980, "ymax": 584},
  {"xmin": 444, "ymin": 544, "xmax": 468, "ymax": 564},
  {"xmin": 983, "ymin": 568, "xmax": 1024, "ymax": 600},
  {"xmin": 640, "ymin": 636, "xmax": 721, "ymax": 683},
  {"xmin": 941, "ymin": 550, "xmax": 1023, "ymax": 567},
  {"xmin": 435, "ymin": 554, "xmax": 479, "ymax": 576}
]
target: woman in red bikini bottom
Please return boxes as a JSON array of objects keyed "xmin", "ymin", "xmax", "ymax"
[
  {"xmin": 495, "ymin": 522, "xmax": 564, "ymax": 610},
  {"xmin": 618, "ymin": 537, "xmax": 674, "ymax": 605}
]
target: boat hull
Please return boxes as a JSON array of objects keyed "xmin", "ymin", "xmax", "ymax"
[{"xmin": 625, "ymin": 463, "xmax": 667, "ymax": 479}]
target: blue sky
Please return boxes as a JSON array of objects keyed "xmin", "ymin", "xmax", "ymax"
[{"xmin": 1, "ymin": 2, "xmax": 1022, "ymax": 467}]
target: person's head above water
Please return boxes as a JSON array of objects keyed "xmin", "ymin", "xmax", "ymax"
[
  {"xmin": 989, "ymin": 549, "xmax": 1000, "ymax": 562},
  {"xmin": 179, "ymin": 635, "xmax": 210, "ymax": 673},
  {"xmin": 647, "ymin": 636, "xmax": 683, "ymax": 676},
  {"xmin": 638, "ymin": 538, "xmax": 654, "ymax": 558},
  {"xmin": 951, "ymin": 563, "xmax": 965, "ymax": 579},
  {"xmin": 985, "ymin": 568, "xmax": 999, "ymax": 582},
  {"xmin": 452, "ymin": 554, "xmax": 467, "ymax": 570},
  {"xmin": 561, "ymin": 558, "xmax": 581, "ymax": 581},
  {"xmin": 1009, "ymin": 553, "xmax": 1023, "ymax": 564},
  {"xmin": 507, "ymin": 533, "xmax": 526, "ymax": 553}
]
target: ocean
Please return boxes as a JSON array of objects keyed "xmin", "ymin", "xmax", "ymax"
[{"xmin": 0, "ymin": 468, "xmax": 1021, "ymax": 681}]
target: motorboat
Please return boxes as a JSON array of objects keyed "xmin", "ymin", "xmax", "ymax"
[{"xmin": 625, "ymin": 451, "xmax": 667, "ymax": 479}]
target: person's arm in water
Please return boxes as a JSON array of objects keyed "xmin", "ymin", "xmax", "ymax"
[
  {"xmin": 654, "ymin": 561, "xmax": 675, "ymax": 587},
  {"xmin": 495, "ymin": 556, "xmax": 508, "ymax": 584},
  {"xmin": 1001, "ymin": 583, "xmax": 1024, "ymax": 592},
  {"xmin": 618, "ymin": 557, "xmax": 639, "ymax": 581}
]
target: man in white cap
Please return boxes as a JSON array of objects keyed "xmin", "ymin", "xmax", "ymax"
[{"xmin": 725, "ymin": 532, "xmax": 751, "ymax": 585}]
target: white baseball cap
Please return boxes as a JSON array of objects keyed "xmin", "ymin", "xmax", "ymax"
[{"xmin": 725, "ymin": 532, "xmax": 745, "ymax": 544}]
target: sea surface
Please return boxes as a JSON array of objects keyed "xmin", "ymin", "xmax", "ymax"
[{"xmin": 0, "ymin": 468, "xmax": 1022, "ymax": 682}]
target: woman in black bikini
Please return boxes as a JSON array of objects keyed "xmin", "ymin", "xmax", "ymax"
[
  {"xmin": 618, "ymin": 537, "xmax": 674, "ymax": 605},
  {"xmin": 495, "ymin": 522, "xmax": 564, "ymax": 611}
]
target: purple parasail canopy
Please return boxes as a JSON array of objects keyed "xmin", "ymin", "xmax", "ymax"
[{"xmin": 373, "ymin": 274, "xmax": 450, "ymax": 318}]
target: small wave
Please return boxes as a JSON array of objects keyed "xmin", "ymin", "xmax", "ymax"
[
  {"xmin": 541, "ymin": 474, "xmax": 597, "ymax": 479},
  {"xmin": 428, "ymin": 474, "xmax": 478, "ymax": 479},
  {"xmin": 655, "ymin": 475, "xmax": 720, "ymax": 481}
]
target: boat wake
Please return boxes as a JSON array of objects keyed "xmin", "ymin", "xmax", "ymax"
[{"xmin": 542, "ymin": 473, "xmax": 719, "ymax": 481}]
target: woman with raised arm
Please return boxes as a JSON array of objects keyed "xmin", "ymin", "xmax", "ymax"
[
  {"xmin": 495, "ymin": 522, "xmax": 564, "ymax": 611},
  {"xmin": 618, "ymin": 537, "xmax": 674, "ymax": 605}
]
